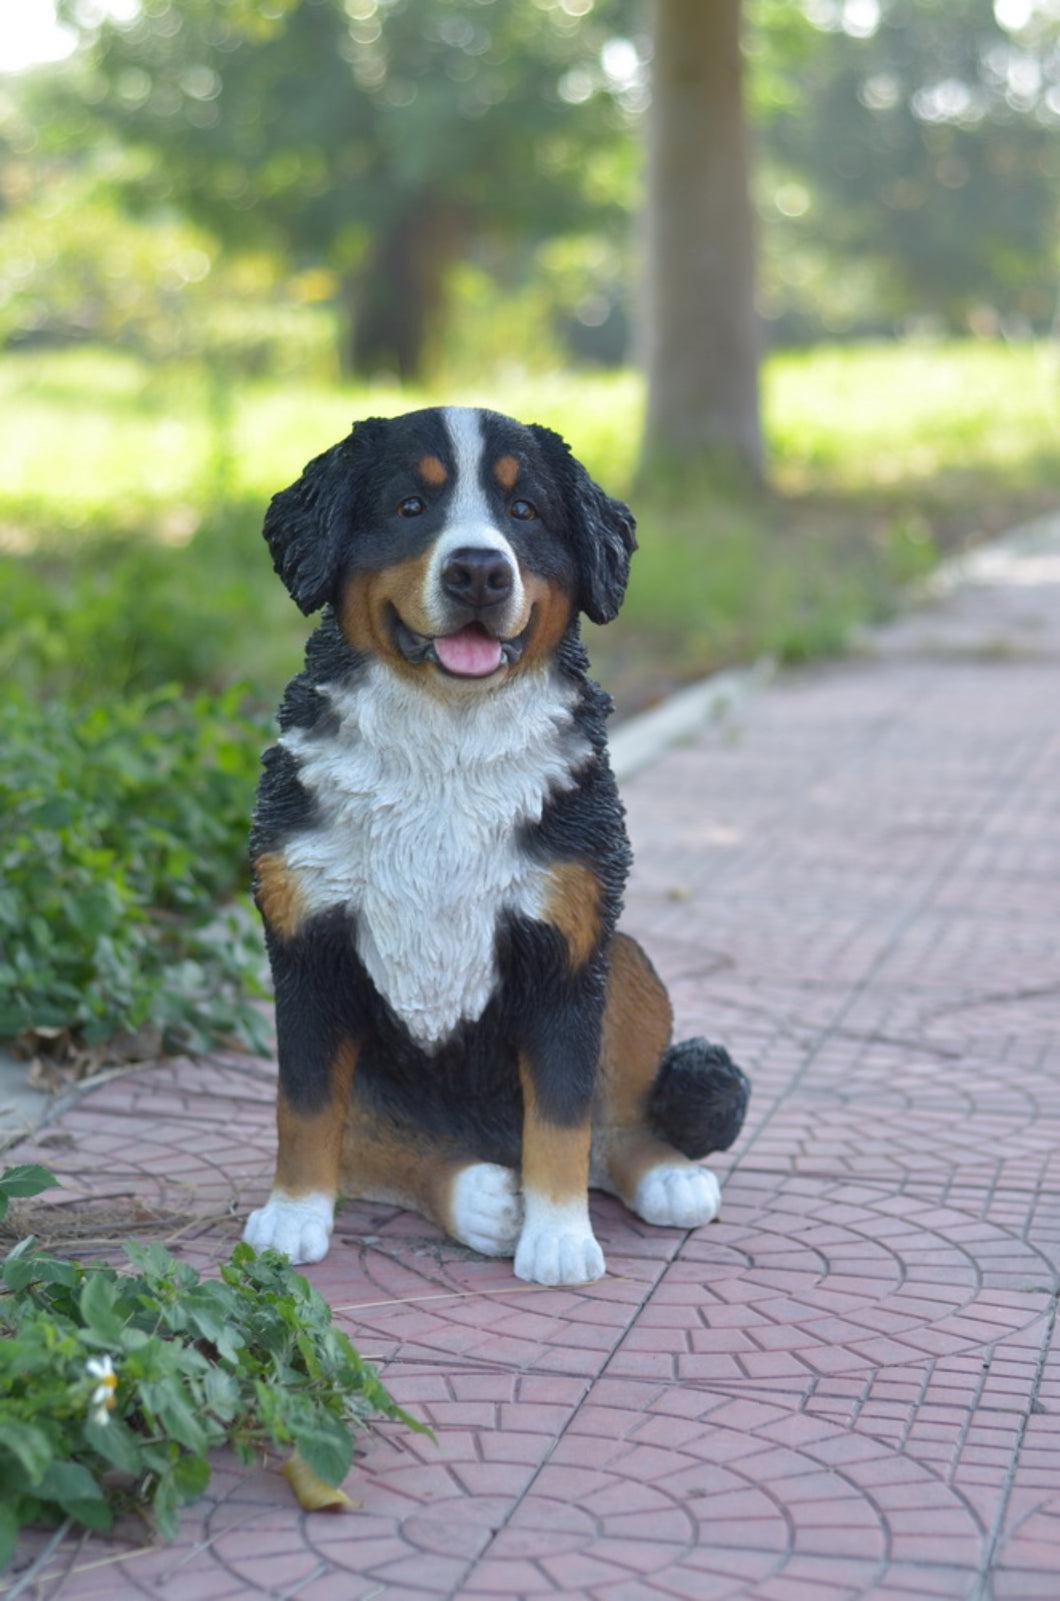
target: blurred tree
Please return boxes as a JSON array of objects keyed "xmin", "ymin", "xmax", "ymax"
[
  {"xmin": 641, "ymin": 0, "xmax": 762, "ymax": 478},
  {"xmin": 0, "ymin": 82, "xmax": 333, "ymax": 369},
  {"xmin": 758, "ymin": 0, "xmax": 1060, "ymax": 337},
  {"xmin": 56, "ymin": 0, "xmax": 641, "ymax": 379},
  {"xmin": 19, "ymin": 0, "xmax": 1060, "ymax": 387}
]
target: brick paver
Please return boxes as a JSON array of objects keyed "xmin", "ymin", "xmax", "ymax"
[{"xmin": 5, "ymin": 518, "xmax": 1060, "ymax": 1600}]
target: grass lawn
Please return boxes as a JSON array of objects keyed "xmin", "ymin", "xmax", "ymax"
[{"xmin": 2, "ymin": 339, "xmax": 1058, "ymax": 714}]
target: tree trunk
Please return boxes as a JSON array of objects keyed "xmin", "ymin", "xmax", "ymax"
[
  {"xmin": 640, "ymin": 0, "xmax": 762, "ymax": 479},
  {"xmin": 348, "ymin": 202, "xmax": 468, "ymax": 381}
]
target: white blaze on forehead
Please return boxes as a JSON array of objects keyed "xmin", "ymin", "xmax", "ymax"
[
  {"xmin": 421, "ymin": 407, "xmax": 523, "ymax": 633},
  {"xmin": 444, "ymin": 406, "xmax": 489, "ymax": 521}
]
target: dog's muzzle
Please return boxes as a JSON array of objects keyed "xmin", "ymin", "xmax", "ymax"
[{"xmin": 396, "ymin": 544, "xmax": 526, "ymax": 678}]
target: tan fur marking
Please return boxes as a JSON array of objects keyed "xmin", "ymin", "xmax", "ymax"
[
  {"xmin": 418, "ymin": 454, "xmax": 448, "ymax": 487},
  {"xmin": 254, "ymin": 851, "xmax": 307, "ymax": 940},
  {"xmin": 509, "ymin": 574, "xmax": 574, "ymax": 673},
  {"xmin": 494, "ymin": 455, "xmax": 520, "ymax": 490},
  {"xmin": 592, "ymin": 933, "xmax": 687, "ymax": 1203},
  {"xmin": 544, "ymin": 860, "xmax": 603, "ymax": 971},
  {"xmin": 337, "ymin": 555, "xmax": 436, "ymax": 674},
  {"xmin": 519, "ymin": 1056, "xmax": 591, "ymax": 1206},
  {"xmin": 336, "ymin": 571, "xmax": 378, "ymax": 655},
  {"xmin": 340, "ymin": 1103, "xmax": 468, "ymax": 1228},
  {"xmin": 598, "ymin": 933, "xmax": 673, "ymax": 1124},
  {"xmin": 275, "ymin": 1039, "xmax": 357, "ymax": 1197},
  {"xmin": 376, "ymin": 550, "xmax": 437, "ymax": 639}
]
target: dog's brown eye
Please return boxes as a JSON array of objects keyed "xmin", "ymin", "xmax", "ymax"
[
  {"xmin": 510, "ymin": 499, "xmax": 537, "ymax": 521},
  {"xmin": 397, "ymin": 496, "xmax": 426, "ymax": 518}
]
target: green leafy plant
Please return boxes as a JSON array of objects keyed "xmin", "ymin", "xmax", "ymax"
[
  {"xmin": 0, "ymin": 1165, "xmax": 428, "ymax": 1568},
  {"xmin": 0, "ymin": 515, "xmax": 306, "ymax": 706},
  {"xmin": 0, "ymin": 684, "xmax": 272, "ymax": 1057}
]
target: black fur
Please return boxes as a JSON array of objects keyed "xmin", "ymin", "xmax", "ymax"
[
  {"xmin": 263, "ymin": 430, "xmax": 363, "ymax": 615},
  {"xmin": 649, "ymin": 1039, "xmax": 751, "ymax": 1160},
  {"xmin": 529, "ymin": 423, "xmax": 637, "ymax": 625}
]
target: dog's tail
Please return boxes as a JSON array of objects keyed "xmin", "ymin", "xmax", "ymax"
[{"xmin": 647, "ymin": 1038, "xmax": 750, "ymax": 1160}]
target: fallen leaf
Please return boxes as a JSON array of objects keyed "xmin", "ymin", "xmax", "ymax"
[{"xmin": 281, "ymin": 1452, "xmax": 359, "ymax": 1513}]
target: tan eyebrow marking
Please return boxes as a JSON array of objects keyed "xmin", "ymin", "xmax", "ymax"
[
  {"xmin": 494, "ymin": 455, "xmax": 520, "ymax": 491},
  {"xmin": 417, "ymin": 454, "xmax": 448, "ymax": 486}
]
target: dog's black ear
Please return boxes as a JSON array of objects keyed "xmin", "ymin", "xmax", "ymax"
[
  {"xmin": 530, "ymin": 424, "xmax": 637, "ymax": 625},
  {"xmin": 263, "ymin": 418, "xmax": 386, "ymax": 615}
]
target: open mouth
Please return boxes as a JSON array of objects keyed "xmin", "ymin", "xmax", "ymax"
[{"xmin": 392, "ymin": 617, "xmax": 527, "ymax": 678}]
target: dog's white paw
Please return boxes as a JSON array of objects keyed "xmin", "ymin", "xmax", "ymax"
[
  {"xmin": 514, "ymin": 1199, "xmax": 605, "ymax": 1285},
  {"xmin": 632, "ymin": 1163, "xmax": 721, "ymax": 1229},
  {"xmin": 449, "ymin": 1163, "xmax": 523, "ymax": 1256},
  {"xmin": 243, "ymin": 1191, "xmax": 334, "ymax": 1264}
]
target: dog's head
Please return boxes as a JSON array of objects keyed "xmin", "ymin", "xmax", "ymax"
[{"xmin": 264, "ymin": 406, "xmax": 636, "ymax": 685}]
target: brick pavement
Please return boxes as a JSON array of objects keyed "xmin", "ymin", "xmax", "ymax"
[{"xmin": 5, "ymin": 517, "xmax": 1060, "ymax": 1601}]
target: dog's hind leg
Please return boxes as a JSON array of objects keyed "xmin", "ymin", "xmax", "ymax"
[
  {"xmin": 340, "ymin": 1110, "xmax": 524, "ymax": 1258},
  {"xmin": 590, "ymin": 933, "xmax": 749, "ymax": 1228}
]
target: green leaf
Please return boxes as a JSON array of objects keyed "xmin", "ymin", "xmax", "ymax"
[
  {"xmin": 0, "ymin": 684, "xmax": 268, "ymax": 1059},
  {"xmin": 39, "ymin": 1459, "xmax": 106, "ymax": 1508},
  {"xmin": 3, "ymin": 1234, "xmax": 40, "ymax": 1264},
  {"xmin": 182, "ymin": 1283, "xmax": 243, "ymax": 1359},
  {"xmin": 151, "ymin": 1390, "xmax": 210, "ymax": 1456},
  {"xmin": 0, "ymin": 1417, "xmax": 53, "ymax": 1485},
  {"xmin": 202, "ymin": 1364, "xmax": 239, "ymax": 1421},
  {"xmin": 123, "ymin": 1239, "xmax": 184, "ymax": 1285},
  {"xmin": 0, "ymin": 1233, "xmax": 423, "ymax": 1550},
  {"xmin": 148, "ymin": 1470, "xmax": 180, "ymax": 1543},
  {"xmin": 3, "ymin": 1253, "xmax": 40, "ymax": 1293},
  {"xmin": 290, "ymin": 1412, "xmax": 353, "ymax": 1491},
  {"xmin": 78, "ymin": 1270, "xmax": 127, "ymax": 1345},
  {"xmin": 0, "ymin": 1164, "xmax": 59, "ymax": 1201},
  {"xmin": 83, "ymin": 1416, "xmax": 143, "ymax": 1477},
  {"xmin": 65, "ymin": 1497, "xmax": 115, "ymax": 1533},
  {"xmin": 21, "ymin": 1252, "xmax": 81, "ymax": 1290},
  {"xmin": 172, "ymin": 1453, "xmax": 211, "ymax": 1504}
]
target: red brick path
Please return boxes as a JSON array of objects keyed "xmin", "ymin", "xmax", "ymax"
[{"xmin": 7, "ymin": 521, "xmax": 1060, "ymax": 1600}]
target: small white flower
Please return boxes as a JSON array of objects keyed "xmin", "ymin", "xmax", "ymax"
[{"xmin": 85, "ymin": 1355, "xmax": 118, "ymax": 1426}]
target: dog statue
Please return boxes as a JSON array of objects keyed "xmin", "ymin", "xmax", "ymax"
[{"xmin": 244, "ymin": 406, "xmax": 748, "ymax": 1285}]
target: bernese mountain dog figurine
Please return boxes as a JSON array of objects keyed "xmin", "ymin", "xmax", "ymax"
[{"xmin": 244, "ymin": 406, "xmax": 749, "ymax": 1286}]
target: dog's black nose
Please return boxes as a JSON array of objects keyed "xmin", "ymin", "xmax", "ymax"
[{"xmin": 441, "ymin": 547, "xmax": 514, "ymax": 610}]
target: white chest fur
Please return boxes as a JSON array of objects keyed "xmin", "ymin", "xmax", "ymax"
[{"xmin": 279, "ymin": 665, "xmax": 592, "ymax": 1048}]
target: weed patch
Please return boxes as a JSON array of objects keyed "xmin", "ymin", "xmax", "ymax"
[
  {"xmin": 0, "ymin": 1165, "xmax": 428, "ymax": 1562},
  {"xmin": 0, "ymin": 688, "xmax": 270, "ymax": 1059}
]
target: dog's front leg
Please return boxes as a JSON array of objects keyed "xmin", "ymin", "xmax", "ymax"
[
  {"xmin": 244, "ymin": 936, "xmax": 357, "ymax": 1265},
  {"xmin": 515, "ymin": 1049, "xmax": 605, "ymax": 1286}
]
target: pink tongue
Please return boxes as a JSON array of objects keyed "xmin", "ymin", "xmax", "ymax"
[{"xmin": 433, "ymin": 625, "xmax": 504, "ymax": 677}]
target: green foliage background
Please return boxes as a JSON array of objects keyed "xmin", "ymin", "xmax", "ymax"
[{"xmin": 0, "ymin": 685, "xmax": 270, "ymax": 1054}]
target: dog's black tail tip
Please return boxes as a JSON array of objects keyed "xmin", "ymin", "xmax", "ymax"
[{"xmin": 648, "ymin": 1038, "xmax": 750, "ymax": 1160}]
